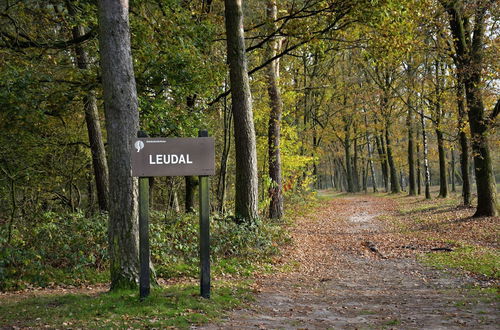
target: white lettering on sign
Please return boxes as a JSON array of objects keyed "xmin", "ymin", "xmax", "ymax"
[{"xmin": 149, "ymin": 154, "xmax": 193, "ymax": 165}]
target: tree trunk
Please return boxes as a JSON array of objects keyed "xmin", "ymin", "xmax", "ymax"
[
  {"xmin": 344, "ymin": 132, "xmax": 354, "ymax": 193},
  {"xmin": 416, "ymin": 130, "xmax": 422, "ymax": 195},
  {"xmin": 375, "ymin": 134, "xmax": 389, "ymax": 192},
  {"xmin": 420, "ymin": 108, "xmax": 431, "ymax": 199},
  {"xmin": 436, "ymin": 128, "xmax": 448, "ymax": 198},
  {"xmin": 353, "ymin": 137, "xmax": 360, "ymax": 192},
  {"xmin": 185, "ymin": 176, "xmax": 198, "ymax": 213},
  {"xmin": 385, "ymin": 125, "xmax": 400, "ymax": 193},
  {"xmin": 216, "ymin": 87, "xmax": 232, "ymax": 215},
  {"xmin": 407, "ymin": 109, "xmax": 416, "ymax": 196},
  {"xmin": 184, "ymin": 96, "xmax": 198, "ymax": 214},
  {"xmin": 466, "ymin": 85, "xmax": 498, "ymax": 216},
  {"xmin": 98, "ymin": 0, "xmax": 140, "ymax": 290},
  {"xmin": 224, "ymin": 0, "xmax": 259, "ymax": 221},
  {"xmin": 265, "ymin": 0, "xmax": 284, "ymax": 219},
  {"xmin": 148, "ymin": 177, "xmax": 155, "ymax": 210},
  {"xmin": 69, "ymin": 6, "xmax": 109, "ymax": 212},
  {"xmin": 366, "ymin": 139, "xmax": 377, "ymax": 193},
  {"xmin": 363, "ymin": 111, "xmax": 378, "ymax": 193},
  {"xmin": 450, "ymin": 149, "xmax": 456, "ymax": 193},
  {"xmin": 457, "ymin": 81, "xmax": 471, "ymax": 205}
]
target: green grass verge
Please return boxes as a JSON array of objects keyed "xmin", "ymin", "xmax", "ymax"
[
  {"xmin": 420, "ymin": 245, "xmax": 500, "ymax": 280},
  {"xmin": 0, "ymin": 282, "xmax": 252, "ymax": 329}
]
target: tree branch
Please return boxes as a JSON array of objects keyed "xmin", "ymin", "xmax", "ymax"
[{"xmin": 0, "ymin": 28, "xmax": 96, "ymax": 49}]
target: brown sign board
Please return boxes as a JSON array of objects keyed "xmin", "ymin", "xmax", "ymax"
[{"xmin": 132, "ymin": 137, "xmax": 215, "ymax": 177}]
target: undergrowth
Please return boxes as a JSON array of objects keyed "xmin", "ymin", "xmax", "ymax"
[{"xmin": 1, "ymin": 191, "xmax": 314, "ymax": 290}]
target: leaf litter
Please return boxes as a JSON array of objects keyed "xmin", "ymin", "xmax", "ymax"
[{"xmin": 199, "ymin": 194, "xmax": 499, "ymax": 329}]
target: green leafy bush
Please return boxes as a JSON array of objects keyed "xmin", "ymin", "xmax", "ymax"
[
  {"xmin": 1, "ymin": 208, "xmax": 289, "ymax": 290},
  {"xmin": 1, "ymin": 211, "xmax": 107, "ymax": 290},
  {"xmin": 150, "ymin": 211, "xmax": 288, "ymax": 279}
]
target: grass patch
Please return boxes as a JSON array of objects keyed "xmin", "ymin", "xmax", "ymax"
[
  {"xmin": 420, "ymin": 245, "xmax": 500, "ymax": 279},
  {"xmin": 398, "ymin": 197, "xmax": 459, "ymax": 215},
  {"xmin": 384, "ymin": 319, "xmax": 401, "ymax": 326},
  {"xmin": 0, "ymin": 282, "xmax": 252, "ymax": 329}
]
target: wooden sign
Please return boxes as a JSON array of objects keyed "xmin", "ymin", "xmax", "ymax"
[{"xmin": 132, "ymin": 137, "xmax": 215, "ymax": 177}]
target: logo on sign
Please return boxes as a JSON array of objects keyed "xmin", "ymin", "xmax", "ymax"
[{"xmin": 135, "ymin": 140, "xmax": 144, "ymax": 152}]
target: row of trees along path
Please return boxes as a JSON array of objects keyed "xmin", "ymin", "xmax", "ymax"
[{"xmin": 0, "ymin": 0, "xmax": 497, "ymax": 291}]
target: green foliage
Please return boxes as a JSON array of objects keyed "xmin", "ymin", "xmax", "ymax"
[
  {"xmin": 1, "ymin": 207, "xmax": 290, "ymax": 290},
  {"xmin": 0, "ymin": 282, "xmax": 252, "ymax": 328},
  {"xmin": 150, "ymin": 211, "xmax": 289, "ymax": 279},
  {"xmin": 0, "ymin": 212, "xmax": 108, "ymax": 290}
]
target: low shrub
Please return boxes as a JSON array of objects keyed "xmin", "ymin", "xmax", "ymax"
[
  {"xmin": 1, "ymin": 211, "xmax": 107, "ymax": 290},
  {"xmin": 1, "ymin": 208, "xmax": 290, "ymax": 290}
]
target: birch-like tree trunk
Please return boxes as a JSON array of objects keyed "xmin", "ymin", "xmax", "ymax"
[{"xmin": 420, "ymin": 108, "xmax": 431, "ymax": 199}]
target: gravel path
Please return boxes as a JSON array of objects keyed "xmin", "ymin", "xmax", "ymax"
[{"xmin": 198, "ymin": 195, "xmax": 499, "ymax": 329}]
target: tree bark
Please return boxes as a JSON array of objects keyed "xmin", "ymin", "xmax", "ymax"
[
  {"xmin": 216, "ymin": 86, "xmax": 232, "ymax": 215},
  {"xmin": 456, "ymin": 81, "xmax": 471, "ymax": 205},
  {"xmin": 185, "ymin": 176, "xmax": 198, "ymax": 213},
  {"xmin": 344, "ymin": 129, "xmax": 354, "ymax": 193},
  {"xmin": 97, "ymin": 0, "xmax": 140, "ymax": 290},
  {"xmin": 416, "ymin": 130, "xmax": 422, "ymax": 195},
  {"xmin": 420, "ymin": 108, "xmax": 431, "ymax": 199},
  {"xmin": 224, "ymin": 0, "xmax": 259, "ymax": 221},
  {"xmin": 353, "ymin": 136, "xmax": 360, "ymax": 192},
  {"xmin": 385, "ymin": 125, "xmax": 400, "ymax": 194},
  {"xmin": 450, "ymin": 149, "xmax": 456, "ymax": 193},
  {"xmin": 265, "ymin": 0, "xmax": 284, "ymax": 219},
  {"xmin": 407, "ymin": 109, "xmax": 416, "ymax": 196},
  {"xmin": 433, "ymin": 61, "xmax": 448, "ymax": 198},
  {"xmin": 375, "ymin": 134, "xmax": 389, "ymax": 192},
  {"xmin": 436, "ymin": 127, "xmax": 448, "ymax": 198},
  {"xmin": 68, "ymin": 5, "xmax": 109, "ymax": 212}
]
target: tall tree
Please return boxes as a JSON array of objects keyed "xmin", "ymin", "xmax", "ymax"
[
  {"xmin": 265, "ymin": 0, "xmax": 284, "ymax": 219},
  {"xmin": 97, "ymin": 0, "xmax": 140, "ymax": 289},
  {"xmin": 224, "ymin": 0, "xmax": 259, "ymax": 221},
  {"xmin": 441, "ymin": 0, "xmax": 498, "ymax": 216},
  {"xmin": 67, "ymin": 2, "xmax": 109, "ymax": 212}
]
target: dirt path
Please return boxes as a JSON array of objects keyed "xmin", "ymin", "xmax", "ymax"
[{"xmin": 199, "ymin": 195, "xmax": 498, "ymax": 329}]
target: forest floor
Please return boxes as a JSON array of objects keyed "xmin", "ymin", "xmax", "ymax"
[
  {"xmin": 1, "ymin": 192, "xmax": 498, "ymax": 329},
  {"xmin": 198, "ymin": 192, "xmax": 499, "ymax": 329}
]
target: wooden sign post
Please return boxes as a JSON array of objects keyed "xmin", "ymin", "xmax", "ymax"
[
  {"xmin": 132, "ymin": 130, "xmax": 215, "ymax": 299},
  {"xmin": 138, "ymin": 131, "xmax": 150, "ymax": 300},
  {"xmin": 198, "ymin": 130, "xmax": 210, "ymax": 298}
]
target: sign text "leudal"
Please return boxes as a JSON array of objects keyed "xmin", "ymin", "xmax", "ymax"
[{"xmin": 149, "ymin": 154, "xmax": 192, "ymax": 165}]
